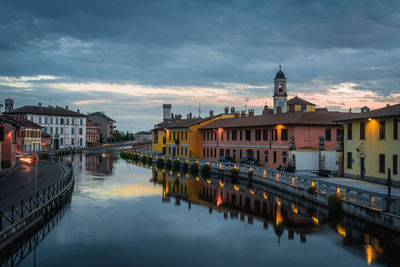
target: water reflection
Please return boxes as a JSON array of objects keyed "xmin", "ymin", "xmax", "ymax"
[{"xmin": 146, "ymin": 162, "xmax": 400, "ymax": 266}]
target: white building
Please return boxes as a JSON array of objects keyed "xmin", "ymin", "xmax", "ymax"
[{"xmin": 7, "ymin": 102, "xmax": 87, "ymax": 149}]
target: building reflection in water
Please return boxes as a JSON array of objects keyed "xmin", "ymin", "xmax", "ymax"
[{"xmin": 148, "ymin": 166, "xmax": 399, "ymax": 266}]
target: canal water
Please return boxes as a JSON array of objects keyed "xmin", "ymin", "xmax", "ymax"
[{"xmin": 11, "ymin": 151, "xmax": 400, "ymax": 266}]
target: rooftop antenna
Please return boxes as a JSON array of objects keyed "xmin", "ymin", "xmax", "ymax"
[{"xmin": 189, "ymin": 104, "xmax": 191, "ymax": 114}]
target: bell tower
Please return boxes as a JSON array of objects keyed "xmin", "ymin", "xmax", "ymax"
[{"xmin": 273, "ymin": 65, "xmax": 287, "ymax": 114}]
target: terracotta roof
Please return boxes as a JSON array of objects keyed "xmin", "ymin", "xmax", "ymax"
[
  {"xmin": 199, "ymin": 111, "xmax": 344, "ymax": 130},
  {"xmin": 335, "ymin": 103, "xmax": 400, "ymax": 122},
  {"xmin": 8, "ymin": 105, "xmax": 86, "ymax": 117},
  {"xmin": 315, "ymin": 107, "xmax": 328, "ymax": 112},
  {"xmin": 0, "ymin": 115, "xmax": 21, "ymax": 128},
  {"xmin": 167, "ymin": 116, "xmax": 220, "ymax": 129},
  {"xmin": 88, "ymin": 112, "xmax": 115, "ymax": 122},
  {"xmin": 287, "ymin": 96, "xmax": 316, "ymax": 106}
]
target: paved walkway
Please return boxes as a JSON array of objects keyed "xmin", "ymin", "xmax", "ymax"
[
  {"xmin": 0, "ymin": 161, "xmax": 64, "ymax": 210},
  {"xmin": 315, "ymin": 177, "xmax": 400, "ymax": 198}
]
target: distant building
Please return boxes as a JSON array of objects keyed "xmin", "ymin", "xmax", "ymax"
[
  {"xmin": 86, "ymin": 119, "xmax": 100, "ymax": 147},
  {"xmin": 87, "ymin": 112, "xmax": 116, "ymax": 143},
  {"xmin": 336, "ymin": 104, "xmax": 400, "ymax": 185},
  {"xmin": 133, "ymin": 131, "xmax": 152, "ymax": 142},
  {"xmin": 41, "ymin": 133, "xmax": 51, "ymax": 151},
  {"xmin": 7, "ymin": 101, "xmax": 87, "ymax": 149},
  {"xmin": 14, "ymin": 118, "xmax": 42, "ymax": 153}
]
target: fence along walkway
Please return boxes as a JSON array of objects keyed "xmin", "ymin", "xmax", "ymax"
[
  {"xmin": 137, "ymin": 151, "xmax": 400, "ymax": 230},
  {"xmin": 0, "ymin": 160, "xmax": 74, "ymax": 245}
]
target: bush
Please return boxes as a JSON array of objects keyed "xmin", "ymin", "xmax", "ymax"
[
  {"xmin": 141, "ymin": 155, "xmax": 148, "ymax": 164},
  {"xmin": 201, "ymin": 164, "xmax": 210, "ymax": 178},
  {"xmin": 231, "ymin": 167, "xmax": 239, "ymax": 180},
  {"xmin": 132, "ymin": 154, "xmax": 139, "ymax": 161},
  {"xmin": 172, "ymin": 160, "xmax": 180, "ymax": 172},
  {"xmin": 182, "ymin": 162, "xmax": 189, "ymax": 174},
  {"xmin": 147, "ymin": 156, "xmax": 153, "ymax": 165},
  {"xmin": 156, "ymin": 158, "xmax": 165, "ymax": 169},
  {"xmin": 327, "ymin": 194, "xmax": 343, "ymax": 220},
  {"xmin": 189, "ymin": 162, "xmax": 199, "ymax": 176},
  {"xmin": 307, "ymin": 185, "xmax": 318, "ymax": 194},
  {"xmin": 166, "ymin": 159, "xmax": 172, "ymax": 170}
]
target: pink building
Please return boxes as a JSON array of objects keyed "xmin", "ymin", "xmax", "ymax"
[
  {"xmin": 199, "ymin": 111, "xmax": 344, "ymax": 173},
  {"xmin": 0, "ymin": 114, "xmax": 20, "ymax": 170}
]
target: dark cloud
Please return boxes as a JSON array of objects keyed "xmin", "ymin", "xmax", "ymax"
[{"xmin": 1, "ymin": 0, "xmax": 400, "ymax": 130}]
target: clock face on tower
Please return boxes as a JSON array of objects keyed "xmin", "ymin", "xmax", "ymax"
[{"xmin": 277, "ymin": 100, "xmax": 284, "ymax": 107}]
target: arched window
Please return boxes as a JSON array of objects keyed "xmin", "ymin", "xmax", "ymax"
[
  {"xmin": 282, "ymin": 151, "xmax": 288, "ymax": 164},
  {"xmin": 264, "ymin": 151, "xmax": 269, "ymax": 162}
]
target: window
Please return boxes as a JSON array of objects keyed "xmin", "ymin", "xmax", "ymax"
[
  {"xmin": 173, "ymin": 132, "xmax": 176, "ymax": 140},
  {"xmin": 263, "ymin": 129, "xmax": 268, "ymax": 141},
  {"xmin": 273, "ymin": 151, "xmax": 277, "ymax": 163},
  {"xmin": 207, "ymin": 131, "xmax": 209, "ymax": 140},
  {"xmin": 221, "ymin": 132, "xmax": 223, "ymax": 141},
  {"xmin": 50, "ymin": 117, "xmax": 53, "ymax": 124},
  {"xmin": 239, "ymin": 149, "xmax": 242, "ymax": 159},
  {"xmin": 379, "ymin": 154, "xmax": 385, "ymax": 173},
  {"xmin": 66, "ymin": 119, "xmax": 70, "ymax": 125},
  {"xmin": 245, "ymin": 130, "xmax": 251, "ymax": 141},
  {"xmin": 61, "ymin": 127, "xmax": 63, "ymax": 134},
  {"xmin": 30, "ymin": 116, "xmax": 34, "ymax": 122},
  {"xmin": 72, "ymin": 138, "xmax": 75, "ymax": 145},
  {"xmin": 240, "ymin": 130, "xmax": 243, "ymax": 141},
  {"xmin": 281, "ymin": 129, "xmax": 288, "ymax": 141},
  {"xmin": 185, "ymin": 131, "xmax": 187, "ymax": 140},
  {"xmin": 214, "ymin": 132, "xmax": 217, "ymax": 141},
  {"xmin": 379, "ymin": 121, "xmax": 385, "ymax": 139},
  {"xmin": 185, "ymin": 147, "xmax": 187, "ymax": 156},
  {"xmin": 44, "ymin": 127, "xmax": 47, "ymax": 133},
  {"xmin": 232, "ymin": 130, "xmax": 237, "ymax": 141},
  {"xmin": 169, "ymin": 147, "xmax": 171, "ymax": 155},
  {"xmin": 214, "ymin": 148, "xmax": 216, "ymax": 158},
  {"xmin": 257, "ymin": 150, "xmax": 260, "ymax": 162},
  {"xmin": 45, "ymin": 117, "xmax": 48, "ymax": 124},
  {"xmin": 80, "ymin": 119, "xmax": 83, "ymax": 125},
  {"xmin": 394, "ymin": 155, "xmax": 398, "ymax": 175},
  {"xmin": 264, "ymin": 151, "xmax": 269, "ymax": 162},
  {"xmin": 55, "ymin": 127, "xmax": 58, "ymax": 135},
  {"xmin": 360, "ymin": 122, "xmax": 365, "ymax": 140},
  {"xmin": 207, "ymin": 148, "xmax": 209, "ymax": 157},
  {"xmin": 203, "ymin": 132, "xmax": 206, "ymax": 140},
  {"xmin": 60, "ymin": 138, "xmax": 64, "ymax": 145},
  {"xmin": 203, "ymin": 148, "xmax": 205, "ymax": 157},
  {"xmin": 220, "ymin": 149, "xmax": 224, "ymax": 156},
  {"xmin": 181, "ymin": 147, "xmax": 183, "ymax": 155},
  {"xmin": 72, "ymin": 119, "xmax": 75, "ymax": 125},
  {"xmin": 347, "ymin": 152, "xmax": 352, "ymax": 169},
  {"xmin": 324, "ymin": 128, "xmax": 331, "ymax": 141},
  {"xmin": 56, "ymin": 118, "xmax": 59, "ymax": 125},
  {"xmin": 225, "ymin": 149, "xmax": 230, "ymax": 157},
  {"xmin": 282, "ymin": 152, "xmax": 287, "ymax": 164},
  {"xmin": 255, "ymin": 129, "xmax": 261, "ymax": 141},
  {"xmin": 80, "ymin": 138, "xmax": 83, "ymax": 146},
  {"xmin": 39, "ymin": 117, "xmax": 42, "ymax": 124},
  {"xmin": 272, "ymin": 129, "xmax": 278, "ymax": 141},
  {"xmin": 60, "ymin": 118, "xmax": 64, "ymax": 124},
  {"xmin": 50, "ymin": 127, "xmax": 53, "ymax": 134},
  {"xmin": 227, "ymin": 131, "xmax": 230, "ymax": 141},
  {"xmin": 394, "ymin": 119, "xmax": 398, "ymax": 140},
  {"xmin": 181, "ymin": 131, "xmax": 184, "ymax": 140},
  {"xmin": 79, "ymin": 128, "xmax": 83, "ymax": 135},
  {"xmin": 347, "ymin": 123, "xmax": 352, "ymax": 140},
  {"xmin": 0, "ymin": 126, "xmax": 3, "ymax": 141}
]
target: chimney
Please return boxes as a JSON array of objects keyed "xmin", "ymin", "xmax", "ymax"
[
  {"xmin": 230, "ymin": 107, "xmax": 235, "ymax": 114},
  {"xmin": 163, "ymin": 104, "xmax": 172, "ymax": 121},
  {"xmin": 77, "ymin": 109, "xmax": 80, "ymax": 113},
  {"xmin": 360, "ymin": 106, "xmax": 370, "ymax": 113},
  {"xmin": 249, "ymin": 109, "xmax": 255, "ymax": 116},
  {"xmin": 209, "ymin": 110, "xmax": 214, "ymax": 117},
  {"xmin": 189, "ymin": 113, "xmax": 192, "ymax": 119},
  {"xmin": 5, "ymin": 99, "xmax": 14, "ymax": 113},
  {"xmin": 224, "ymin": 107, "xmax": 229, "ymax": 114},
  {"xmin": 187, "ymin": 114, "xmax": 190, "ymax": 119},
  {"xmin": 38, "ymin": 102, "xmax": 42, "ymax": 107},
  {"xmin": 234, "ymin": 111, "xmax": 240, "ymax": 118},
  {"xmin": 241, "ymin": 110, "xmax": 246, "ymax": 117},
  {"xmin": 65, "ymin": 105, "xmax": 68, "ymax": 110}
]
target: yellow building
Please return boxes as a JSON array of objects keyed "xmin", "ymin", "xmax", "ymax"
[
  {"xmin": 165, "ymin": 114, "xmax": 233, "ymax": 159},
  {"xmin": 151, "ymin": 121, "xmax": 172, "ymax": 154},
  {"xmin": 337, "ymin": 104, "xmax": 400, "ymax": 185},
  {"xmin": 287, "ymin": 96, "xmax": 316, "ymax": 112}
]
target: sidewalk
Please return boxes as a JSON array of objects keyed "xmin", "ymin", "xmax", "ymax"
[
  {"xmin": 0, "ymin": 161, "xmax": 64, "ymax": 210},
  {"xmin": 316, "ymin": 177, "xmax": 400, "ymax": 198}
]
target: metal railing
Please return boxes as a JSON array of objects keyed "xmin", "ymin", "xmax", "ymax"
[
  {"xmin": 0, "ymin": 160, "xmax": 74, "ymax": 245},
  {"xmin": 136, "ymin": 151, "xmax": 400, "ymax": 215}
]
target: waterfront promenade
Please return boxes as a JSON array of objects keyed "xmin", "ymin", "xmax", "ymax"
[{"xmin": 0, "ymin": 161, "xmax": 64, "ymax": 210}]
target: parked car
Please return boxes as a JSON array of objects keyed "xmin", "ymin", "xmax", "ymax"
[
  {"xmin": 277, "ymin": 165, "xmax": 295, "ymax": 173},
  {"xmin": 218, "ymin": 156, "xmax": 235, "ymax": 163},
  {"xmin": 239, "ymin": 157, "xmax": 255, "ymax": 165}
]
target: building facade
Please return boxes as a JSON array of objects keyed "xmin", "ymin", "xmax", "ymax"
[
  {"xmin": 15, "ymin": 119, "xmax": 42, "ymax": 153},
  {"xmin": 86, "ymin": 119, "xmax": 100, "ymax": 147},
  {"xmin": 0, "ymin": 108, "xmax": 20, "ymax": 170},
  {"xmin": 200, "ymin": 111, "xmax": 344, "ymax": 172},
  {"xmin": 87, "ymin": 112, "xmax": 116, "ymax": 143},
  {"xmin": 337, "ymin": 104, "xmax": 400, "ymax": 185},
  {"xmin": 7, "ymin": 102, "xmax": 87, "ymax": 149}
]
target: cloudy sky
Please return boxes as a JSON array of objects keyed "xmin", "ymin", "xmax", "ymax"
[{"xmin": 1, "ymin": 0, "xmax": 400, "ymax": 131}]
